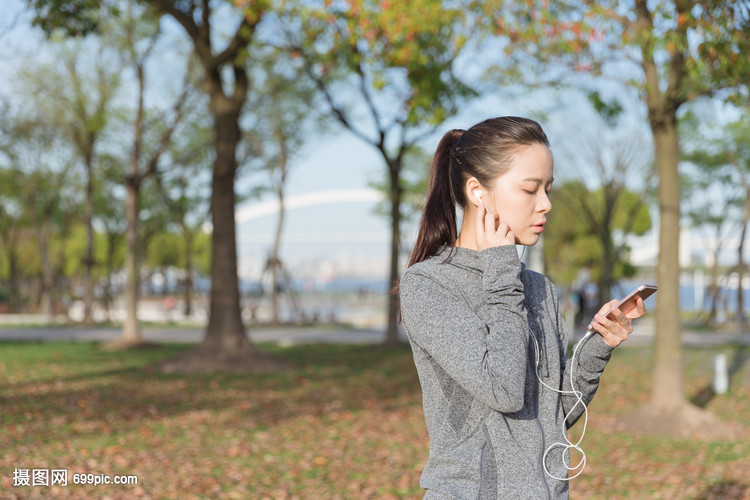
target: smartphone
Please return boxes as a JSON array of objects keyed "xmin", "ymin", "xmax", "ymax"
[{"xmin": 587, "ymin": 284, "xmax": 657, "ymax": 331}]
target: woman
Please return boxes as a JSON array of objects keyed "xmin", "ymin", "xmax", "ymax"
[{"xmin": 398, "ymin": 116, "xmax": 646, "ymax": 499}]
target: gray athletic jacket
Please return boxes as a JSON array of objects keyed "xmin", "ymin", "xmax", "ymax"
[{"xmin": 399, "ymin": 244, "xmax": 614, "ymax": 499}]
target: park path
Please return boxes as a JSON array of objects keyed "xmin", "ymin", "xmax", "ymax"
[
  {"xmin": 1, "ymin": 316, "xmax": 749, "ymax": 346},
  {"xmin": 0, "ymin": 322, "xmax": 397, "ymax": 345}
]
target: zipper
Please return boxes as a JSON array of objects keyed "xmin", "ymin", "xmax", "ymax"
[
  {"xmin": 534, "ymin": 369, "xmax": 552, "ymax": 498},
  {"xmin": 477, "ymin": 441, "xmax": 487, "ymax": 500},
  {"xmin": 526, "ymin": 298, "xmax": 553, "ymax": 499},
  {"xmin": 530, "ymin": 322, "xmax": 552, "ymax": 499}
]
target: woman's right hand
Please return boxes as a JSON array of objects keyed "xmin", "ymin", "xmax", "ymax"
[{"xmin": 475, "ymin": 201, "xmax": 515, "ymax": 251}]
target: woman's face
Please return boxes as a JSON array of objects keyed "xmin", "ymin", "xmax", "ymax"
[{"xmin": 485, "ymin": 143, "xmax": 554, "ymax": 246}]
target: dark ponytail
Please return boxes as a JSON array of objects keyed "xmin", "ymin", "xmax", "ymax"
[{"xmin": 407, "ymin": 129, "xmax": 464, "ymax": 268}]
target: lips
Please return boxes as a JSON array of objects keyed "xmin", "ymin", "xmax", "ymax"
[{"xmin": 531, "ymin": 221, "xmax": 546, "ymax": 232}]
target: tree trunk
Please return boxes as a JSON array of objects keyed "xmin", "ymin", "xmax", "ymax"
[
  {"xmin": 615, "ymin": 102, "xmax": 729, "ymax": 439},
  {"xmin": 736, "ymin": 189, "xmax": 749, "ymax": 340},
  {"xmin": 0, "ymin": 228, "xmax": 21, "ymax": 312},
  {"xmin": 707, "ymin": 245, "xmax": 720, "ymax": 327},
  {"xmin": 157, "ymin": 114, "xmax": 286, "ymax": 371},
  {"xmin": 620, "ymin": 107, "xmax": 731, "ymax": 437},
  {"xmin": 384, "ymin": 164, "xmax": 403, "ymax": 345},
  {"xmin": 7, "ymin": 247, "xmax": 21, "ymax": 313},
  {"xmin": 122, "ymin": 178, "xmax": 142, "ymax": 343},
  {"xmin": 116, "ymin": 59, "xmax": 152, "ymax": 347},
  {"xmin": 102, "ymin": 232, "xmax": 117, "ymax": 321},
  {"xmin": 201, "ymin": 109, "xmax": 249, "ymax": 352},
  {"xmin": 597, "ymin": 186, "xmax": 620, "ymax": 305},
  {"xmin": 271, "ymin": 122, "xmax": 289, "ymax": 325},
  {"xmin": 650, "ymin": 114, "xmax": 684, "ymax": 410},
  {"xmin": 83, "ymin": 158, "xmax": 95, "ymax": 324},
  {"xmin": 147, "ymin": 2, "xmax": 284, "ymax": 373},
  {"xmin": 37, "ymin": 223, "xmax": 55, "ymax": 322},
  {"xmin": 271, "ymin": 187, "xmax": 285, "ymax": 325},
  {"xmin": 183, "ymin": 228, "xmax": 194, "ymax": 317},
  {"xmin": 736, "ymin": 236, "xmax": 746, "ymax": 337}
]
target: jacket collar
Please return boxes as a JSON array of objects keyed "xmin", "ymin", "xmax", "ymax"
[
  {"xmin": 433, "ymin": 243, "xmax": 526, "ymax": 275},
  {"xmin": 432, "ymin": 244, "xmax": 481, "ymax": 273}
]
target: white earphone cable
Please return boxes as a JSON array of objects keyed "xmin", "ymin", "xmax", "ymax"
[{"xmin": 530, "ymin": 328, "xmax": 595, "ymax": 481}]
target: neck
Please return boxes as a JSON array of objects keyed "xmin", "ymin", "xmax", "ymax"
[{"xmin": 455, "ymin": 206, "xmax": 479, "ymax": 250}]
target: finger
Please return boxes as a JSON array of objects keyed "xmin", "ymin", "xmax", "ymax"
[
  {"xmin": 475, "ymin": 201, "xmax": 486, "ymax": 238},
  {"xmin": 589, "ymin": 320, "xmax": 621, "ymax": 347},
  {"xmin": 605, "ymin": 299, "xmax": 619, "ymax": 312},
  {"xmin": 608, "ymin": 306, "xmax": 631, "ymax": 329},
  {"xmin": 627, "ymin": 297, "xmax": 646, "ymax": 319},
  {"xmin": 594, "ymin": 309, "xmax": 630, "ymax": 334},
  {"xmin": 594, "ymin": 300, "xmax": 617, "ymax": 317},
  {"xmin": 493, "ymin": 221, "xmax": 514, "ymax": 245},
  {"xmin": 594, "ymin": 313, "xmax": 619, "ymax": 332},
  {"xmin": 485, "ymin": 209, "xmax": 496, "ymax": 233}
]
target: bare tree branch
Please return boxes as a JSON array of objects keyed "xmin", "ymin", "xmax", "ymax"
[
  {"xmin": 298, "ymin": 54, "xmax": 375, "ymax": 145},
  {"xmin": 150, "ymin": 0, "xmax": 200, "ymax": 43},
  {"xmin": 351, "ymin": 46, "xmax": 385, "ymax": 141},
  {"xmin": 142, "ymin": 58, "xmax": 196, "ymax": 181}
]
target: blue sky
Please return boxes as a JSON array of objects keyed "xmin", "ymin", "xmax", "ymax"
[
  {"xmin": 0, "ymin": 0, "xmax": 651, "ymax": 285},
  {"xmin": 7, "ymin": 1, "xmax": 743, "ymax": 288},
  {"xmin": 0, "ymin": 1, "xmax": 655, "ymax": 283}
]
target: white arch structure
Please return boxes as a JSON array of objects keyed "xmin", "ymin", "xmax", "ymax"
[{"xmin": 235, "ymin": 188, "xmax": 386, "ymax": 224}]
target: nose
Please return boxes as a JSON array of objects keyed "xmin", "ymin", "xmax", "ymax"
[{"xmin": 537, "ymin": 191, "xmax": 551, "ymax": 213}]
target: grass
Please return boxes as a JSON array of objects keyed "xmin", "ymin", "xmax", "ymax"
[
  {"xmin": 0, "ymin": 341, "xmax": 749, "ymax": 499},
  {"xmin": 569, "ymin": 344, "xmax": 750, "ymax": 499}
]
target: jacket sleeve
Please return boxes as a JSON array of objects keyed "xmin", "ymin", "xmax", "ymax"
[
  {"xmin": 550, "ymin": 282, "xmax": 614, "ymax": 429},
  {"xmin": 399, "ymin": 245, "xmax": 532, "ymax": 413}
]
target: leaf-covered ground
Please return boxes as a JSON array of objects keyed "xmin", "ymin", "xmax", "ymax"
[{"xmin": 0, "ymin": 340, "xmax": 748, "ymax": 499}]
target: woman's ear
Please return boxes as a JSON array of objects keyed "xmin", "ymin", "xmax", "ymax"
[{"xmin": 465, "ymin": 177, "xmax": 482, "ymax": 208}]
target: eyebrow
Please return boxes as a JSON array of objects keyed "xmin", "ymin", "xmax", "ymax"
[{"xmin": 520, "ymin": 177, "xmax": 555, "ymax": 184}]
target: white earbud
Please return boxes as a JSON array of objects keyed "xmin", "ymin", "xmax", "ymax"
[{"xmin": 475, "ymin": 190, "xmax": 489, "ymax": 213}]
